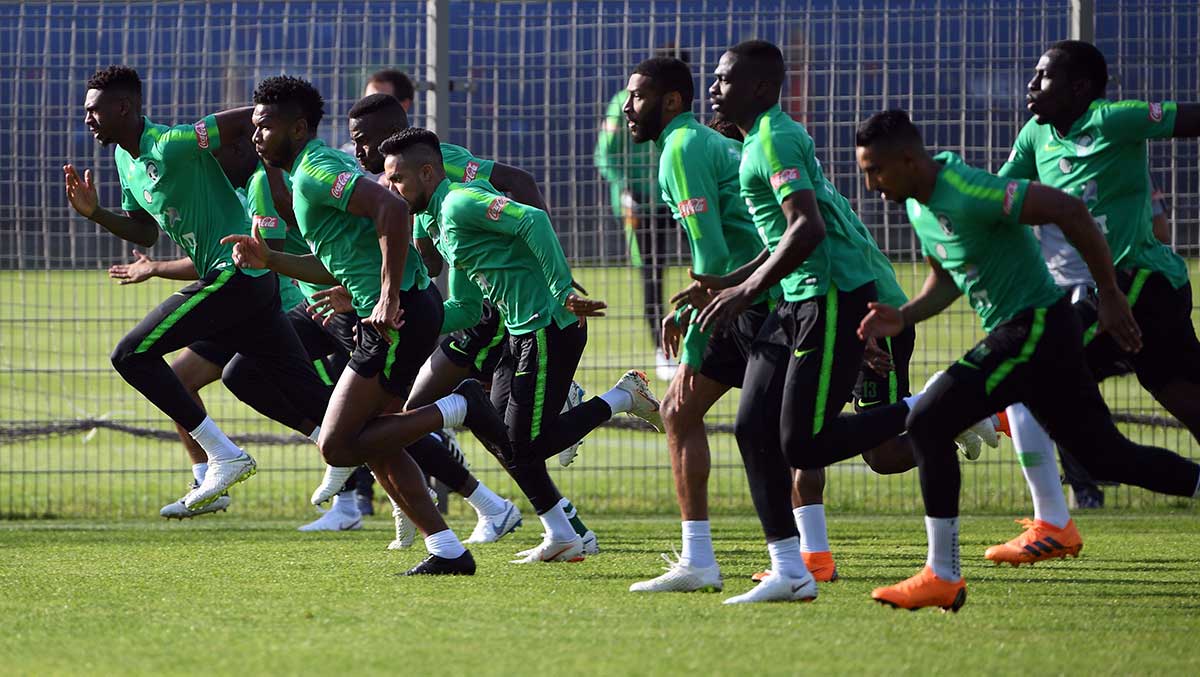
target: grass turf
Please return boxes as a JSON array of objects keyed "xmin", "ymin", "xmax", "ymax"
[{"xmin": 1, "ymin": 513, "xmax": 1198, "ymax": 674}]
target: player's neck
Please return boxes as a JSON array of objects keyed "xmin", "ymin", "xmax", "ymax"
[
  {"xmin": 116, "ymin": 116, "xmax": 145, "ymax": 156},
  {"xmin": 1051, "ymin": 101, "xmax": 1093, "ymax": 138},
  {"xmin": 912, "ymin": 155, "xmax": 941, "ymax": 204},
  {"xmin": 737, "ymin": 99, "xmax": 778, "ymax": 135}
]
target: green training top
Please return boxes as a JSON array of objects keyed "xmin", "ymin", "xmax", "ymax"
[
  {"xmin": 594, "ymin": 89, "xmax": 659, "ymax": 217},
  {"xmin": 999, "ymin": 99, "xmax": 1186, "ymax": 288},
  {"xmin": 115, "ymin": 115, "xmax": 266, "ymax": 279},
  {"xmin": 906, "ymin": 152, "xmax": 1063, "ymax": 332},
  {"xmin": 290, "ymin": 138, "xmax": 429, "ymax": 318},
  {"xmin": 244, "ymin": 163, "xmax": 328, "ymax": 311},
  {"xmin": 739, "ymin": 104, "xmax": 875, "ymax": 302},
  {"xmin": 420, "ymin": 178, "xmax": 576, "ymax": 335}
]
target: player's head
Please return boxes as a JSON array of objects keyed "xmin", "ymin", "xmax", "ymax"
[
  {"xmin": 84, "ymin": 65, "xmax": 142, "ymax": 146},
  {"xmin": 379, "ymin": 127, "xmax": 445, "ymax": 213},
  {"xmin": 1027, "ymin": 40, "xmax": 1108, "ymax": 126},
  {"xmin": 624, "ymin": 57, "xmax": 694, "ymax": 144},
  {"xmin": 364, "ymin": 69, "xmax": 415, "ymax": 110},
  {"xmin": 710, "ymin": 40, "xmax": 784, "ymax": 128},
  {"xmin": 251, "ymin": 75, "xmax": 325, "ymax": 170},
  {"xmin": 348, "ymin": 93, "xmax": 410, "ymax": 174},
  {"xmin": 854, "ymin": 109, "xmax": 927, "ymax": 204},
  {"xmin": 707, "ymin": 113, "xmax": 744, "ymax": 142}
]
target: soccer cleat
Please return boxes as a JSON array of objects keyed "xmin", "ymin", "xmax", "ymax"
[
  {"xmin": 924, "ymin": 371, "xmax": 994, "ymax": 461},
  {"xmin": 871, "ymin": 566, "xmax": 967, "ymax": 612},
  {"xmin": 723, "ymin": 572, "xmax": 817, "ymax": 604},
  {"xmin": 630, "ymin": 551, "xmax": 723, "ymax": 593},
  {"xmin": 510, "ymin": 534, "xmax": 585, "ymax": 563},
  {"xmin": 310, "ymin": 465, "xmax": 356, "ymax": 506},
  {"xmin": 956, "ymin": 431, "xmax": 985, "ymax": 461},
  {"xmin": 751, "ymin": 551, "xmax": 838, "ymax": 583},
  {"xmin": 994, "ymin": 410, "xmax": 1012, "ymax": 438},
  {"xmin": 558, "ymin": 381, "xmax": 586, "ymax": 467},
  {"xmin": 297, "ymin": 509, "xmax": 363, "ymax": 532},
  {"xmin": 454, "ymin": 379, "xmax": 511, "ymax": 455},
  {"xmin": 388, "ymin": 503, "xmax": 417, "ymax": 550},
  {"xmin": 183, "ymin": 451, "xmax": 256, "ymax": 510},
  {"xmin": 160, "ymin": 482, "xmax": 231, "ymax": 519},
  {"xmin": 581, "ymin": 529, "xmax": 599, "ymax": 555},
  {"xmin": 465, "ymin": 500, "xmax": 523, "ymax": 544},
  {"xmin": 403, "ymin": 550, "xmax": 477, "ymax": 576},
  {"xmin": 984, "ymin": 518, "xmax": 1083, "ymax": 567},
  {"xmin": 655, "ymin": 347, "xmax": 679, "ymax": 382},
  {"xmin": 614, "ymin": 369, "xmax": 663, "ymax": 432}
]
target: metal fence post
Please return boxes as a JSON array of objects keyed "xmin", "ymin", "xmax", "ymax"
[
  {"xmin": 1069, "ymin": 0, "xmax": 1094, "ymax": 42},
  {"xmin": 425, "ymin": 0, "xmax": 450, "ymax": 135}
]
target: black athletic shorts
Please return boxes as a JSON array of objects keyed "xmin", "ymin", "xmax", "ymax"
[
  {"xmin": 188, "ymin": 305, "xmax": 358, "ymax": 379},
  {"xmin": 494, "ymin": 320, "xmax": 587, "ymax": 444},
  {"xmin": 1078, "ymin": 268, "xmax": 1200, "ymax": 390},
  {"xmin": 697, "ymin": 301, "xmax": 771, "ymax": 388},
  {"xmin": 853, "ymin": 324, "xmax": 915, "ymax": 410},
  {"xmin": 439, "ymin": 301, "xmax": 509, "ymax": 381},
  {"xmin": 347, "ymin": 285, "xmax": 444, "ymax": 396}
]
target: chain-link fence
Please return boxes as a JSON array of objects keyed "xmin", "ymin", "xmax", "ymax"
[{"xmin": 1, "ymin": 0, "xmax": 1197, "ymax": 519}]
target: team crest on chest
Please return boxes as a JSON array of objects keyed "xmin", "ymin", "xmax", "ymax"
[
  {"xmin": 935, "ymin": 243, "xmax": 948, "ymax": 259},
  {"xmin": 937, "ymin": 214, "xmax": 953, "ymax": 235},
  {"xmin": 1074, "ymin": 134, "xmax": 1093, "ymax": 156},
  {"xmin": 1058, "ymin": 158, "xmax": 1073, "ymax": 174},
  {"xmin": 144, "ymin": 160, "xmax": 160, "ymax": 181},
  {"xmin": 142, "ymin": 189, "xmax": 153, "ymax": 204}
]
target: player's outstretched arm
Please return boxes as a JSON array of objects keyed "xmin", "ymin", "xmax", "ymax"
[
  {"xmin": 345, "ymin": 177, "xmax": 412, "ymax": 339},
  {"xmin": 414, "ymin": 237, "xmax": 444, "ymax": 277},
  {"xmin": 861, "ymin": 257, "xmax": 960, "ymax": 340},
  {"xmin": 219, "ymin": 224, "xmax": 337, "ymax": 285},
  {"xmin": 262, "ymin": 163, "xmax": 299, "ymax": 229},
  {"xmin": 109, "ymin": 250, "xmax": 197, "ymax": 284},
  {"xmin": 1171, "ymin": 103, "xmax": 1200, "ymax": 138},
  {"xmin": 210, "ymin": 106, "xmax": 256, "ymax": 146},
  {"xmin": 490, "ymin": 163, "xmax": 549, "ymax": 212},
  {"xmin": 1019, "ymin": 183, "xmax": 1141, "ymax": 353},
  {"xmin": 63, "ymin": 164, "xmax": 159, "ymax": 247}
]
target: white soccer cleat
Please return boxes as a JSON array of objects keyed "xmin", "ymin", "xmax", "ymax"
[
  {"xmin": 297, "ymin": 509, "xmax": 363, "ymax": 532},
  {"xmin": 465, "ymin": 500, "xmax": 523, "ymax": 544},
  {"xmin": 510, "ymin": 534, "xmax": 585, "ymax": 563},
  {"xmin": 581, "ymin": 529, "xmax": 599, "ymax": 555},
  {"xmin": 184, "ymin": 451, "xmax": 256, "ymax": 510},
  {"xmin": 924, "ymin": 370, "xmax": 994, "ymax": 461},
  {"xmin": 973, "ymin": 415, "xmax": 1001, "ymax": 450},
  {"xmin": 558, "ymin": 381, "xmax": 586, "ymax": 467},
  {"xmin": 310, "ymin": 465, "xmax": 355, "ymax": 506},
  {"xmin": 655, "ymin": 348, "xmax": 678, "ymax": 382},
  {"xmin": 630, "ymin": 552, "xmax": 723, "ymax": 592},
  {"xmin": 615, "ymin": 369, "xmax": 663, "ymax": 432},
  {"xmin": 956, "ymin": 431, "xmax": 985, "ymax": 461},
  {"xmin": 723, "ymin": 571, "xmax": 818, "ymax": 604},
  {"xmin": 161, "ymin": 482, "xmax": 231, "ymax": 519}
]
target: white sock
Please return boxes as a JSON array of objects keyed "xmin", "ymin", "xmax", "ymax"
[
  {"xmin": 924, "ymin": 516, "xmax": 961, "ymax": 582},
  {"xmin": 767, "ymin": 536, "xmax": 808, "ymax": 579},
  {"xmin": 794, "ymin": 505, "xmax": 830, "ymax": 553},
  {"xmin": 188, "ymin": 417, "xmax": 242, "ymax": 463},
  {"xmin": 465, "ymin": 482, "xmax": 505, "ymax": 516},
  {"xmin": 191, "ymin": 463, "xmax": 208, "ymax": 483},
  {"xmin": 561, "ymin": 498, "xmax": 578, "ymax": 520},
  {"xmin": 308, "ymin": 426, "xmax": 321, "ymax": 444},
  {"xmin": 424, "ymin": 528, "xmax": 466, "ymax": 559},
  {"xmin": 680, "ymin": 520, "xmax": 716, "ymax": 569},
  {"xmin": 597, "ymin": 388, "xmax": 632, "ymax": 416},
  {"xmin": 1008, "ymin": 404, "xmax": 1070, "ymax": 528},
  {"xmin": 332, "ymin": 489, "xmax": 361, "ymax": 517},
  {"xmin": 433, "ymin": 394, "xmax": 467, "ymax": 428},
  {"xmin": 538, "ymin": 504, "xmax": 576, "ymax": 542}
]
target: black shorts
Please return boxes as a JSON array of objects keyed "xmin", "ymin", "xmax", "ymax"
[
  {"xmin": 347, "ymin": 285, "xmax": 444, "ymax": 396},
  {"xmin": 697, "ymin": 301, "xmax": 771, "ymax": 388},
  {"xmin": 853, "ymin": 324, "xmax": 915, "ymax": 410},
  {"xmin": 1080, "ymin": 268, "xmax": 1200, "ymax": 390},
  {"xmin": 494, "ymin": 321, "xmax": 587, "ymax": 444},
  {"xmin": 439, "ymin": 301, "xmax": 509, "ymax": 381}
]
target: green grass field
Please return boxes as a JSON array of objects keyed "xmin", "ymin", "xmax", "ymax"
[{"xmin": 2, "ymin": 514, "xmax": 1199, "ymax": 675}]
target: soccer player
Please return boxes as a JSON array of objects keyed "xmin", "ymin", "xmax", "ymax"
[
  {"xmin": 364, "ymin": 69, "xmax": 416, "ymax": 111},
  {"xmin": 983, "ymin": 40, "xmax": 1200, "ymax": 565},
  {"xmin": 64, "ymin": 66, "xmax": 335, "ymax": 512},
  {"xmin": 225, "ymin": 76, "xmax": 507, "ymax": 575},
  {"xmin": 379, "ymin": 127, "xmax": 662, "ymax": 563},
  {"xmin": 855, "ymin": 109, "xmax": 1200, "ymax": 611}
]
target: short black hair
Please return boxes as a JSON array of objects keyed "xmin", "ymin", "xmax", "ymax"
[
  {"xmin": 1048, "ymin": 40, "xmax": 1108, "ymax": 99},
  {"xmin": 253, "ymin": 75, "xmax": 325, "ymax": 130},
  {"xmin": 368, "ymin": 69, "xmax": 416, "ymax": 102},
  {"xmin": 728, "ymin": 40, "xmax": 785, "ymax": 86},
  {"xmin": 707, "ymin": 114, "xmax": 743, "ymax": 142},
  {"xmin": 87, "ymin": 65, "xmax": 142, "ymax": 97},
  {"xmin": 655, "ymin": 46, "xmax": 691, "ymax": 65},
  {"xmin": 855, "ymin": 109, "xmax": 924, "ymax": 150},
  {"xmin": 348, "ymin": 93, "xmax": 409, "ymax": 127},
  {"xmin": 378, "ymin": 127, "xmax": 442, "ymax": 162},
  {"xmin": 633, "ymin": 57, "xmax": 694, "ymax": 106}
]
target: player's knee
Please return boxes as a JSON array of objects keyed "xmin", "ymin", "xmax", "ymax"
[
  {"xmin": 109, "ymin": 340, "xmax": 142, "ymax": 376},
  {"xmin": 660, "ymin": 388, "xmax": 698, "ymax": 431},
  {"xmin": 318, "ymin": 435, "xmax": 357, "ymax": 467}
]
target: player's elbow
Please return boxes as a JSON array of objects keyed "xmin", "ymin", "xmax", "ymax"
[
  {"xmin": 789, "ymin": 213, "xmax": 826, "ymax": 251},
  {"xmin": 135, "ymin": 229, "xmax": 159, "ymax": 248}
]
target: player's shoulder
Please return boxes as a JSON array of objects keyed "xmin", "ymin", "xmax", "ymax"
[
  {"xmin": 934, "ymin": 152, "xmax": 1023, "ymax": 217},
  {"xmin": 1089, "ymin": 97, "xmax": 1169, "ymax": 127},
  {"xmin": 295, "ymin": 143, "xmax": 356, "ymax": 185}
]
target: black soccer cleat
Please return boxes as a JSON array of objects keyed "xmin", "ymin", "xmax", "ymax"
[
  {"xmin": 402, "ymin": 550, "xmax": 477, "ymax": 576},
  {"xmin": 453, "ymin": 379, "xmax": 512, "ymax": 457}
]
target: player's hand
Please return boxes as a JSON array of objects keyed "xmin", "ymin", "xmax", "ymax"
[
  {"xmin": 366, "ymin": 294, "xmax": 405, "ymax": 341},
  {"xmin": 307, "ymin": 286, "xmax": 354, "ymax": 324},
  {"xmin": 661, "ymin": 314, "xmax": 683, "ymax": 360},
  {"xmin": 862, "ymin": 337, "xmax": 894, "ymax": 374},
  {"xmin": 220, "ymin": 222, "xmax": 272, "ymax": 269},
  {"xmin": 565, "ymin": 293, "xmax": 607, "ymax": 327},
  {"xmin": 1097, "ymin": 287, "xmax": 1142, "ymax": 353},
  {"xmin": 108, "ymin": 250, "xmax": 157, "ymax": 285},
  {"xmin": 621, "ymin": 190, "xmax": 639, "ymax": 230},
  {"xmin": 670, "ymin": 280, "xmax": 716, "ymax": 310},
  {"xmin": 688, "ymin": 269, "xmax": 736, "ymax": 292},
  {"xmin": 857, "ymin": 302, "xmax": 905, "ymax": 340},
  {"xmin": 695, "ymin": 283, "xmax": 753, "ymax": 333},
  {"xmin": 63, "ymin": 164, "xmax": 99, "ymax": 218}
]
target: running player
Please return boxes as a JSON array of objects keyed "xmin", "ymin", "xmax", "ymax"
[
  {"xmin": 982, "ymin": 40, "xmax": 1200, "ymax": 566},
  {"xmin": 855, "ymin": 109, "xmax": 1200, "ymax": 611},
  {"xmin": 64, "ymin": 66, "xmax": 334, "ymax": 511},
  {"xmin": 380, "ymin": 127, "xmax": 662, "ymax": 563}
]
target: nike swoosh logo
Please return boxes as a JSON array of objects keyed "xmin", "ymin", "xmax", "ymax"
[
  {"xmin": 1043, "ymin": 142, "xmax": 1060, "ymax": 151},
  {"xmin": 791, "ymin": 584, "xmax": 807, "ymax": 593},
  {"xmin": 794, "ymin": 348, "xmax": 816, "ymax": 358},
  {"xmin": 448, "ymin": 342, "xmax": 469, "ymax": 355},
  {"xmin": 858, "ymin": 399, "xmax": 883, "ymax": 407},
  {"xmin": 515, "ymin": 370, "xmax": 532, "ymax": 377}
]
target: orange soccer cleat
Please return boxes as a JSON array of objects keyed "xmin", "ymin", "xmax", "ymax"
[
  {"xmin": 749, "ymin": 551, "xmax": 839, "ymax": 583},
  {"xmin": 871, "ymin": 566, "xmax": 967, "ymax": 612},
  {"xmin": 984, "ymin": 518, "xmax": 1083, "ymax": 567}
]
